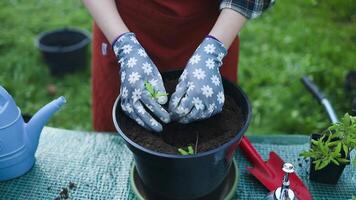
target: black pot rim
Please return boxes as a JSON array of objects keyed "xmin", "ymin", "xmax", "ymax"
[
  {"xmin": 35, "ymin": 27, "xmax": 91, "ymax": 53},
  {"xmin": 112, "ymin": 73, "xmax": 252, "ymax": 159}
]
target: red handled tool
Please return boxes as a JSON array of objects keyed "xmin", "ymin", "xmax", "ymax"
[{"xmin": 239, "ymin": 136, "xmax": 312, "ymax": 200}]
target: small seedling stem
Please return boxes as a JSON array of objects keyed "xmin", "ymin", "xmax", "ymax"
[
  {"xmin": 195, "ymin": 131, "xmax": 199, "ymax": 154},
  {"xmin": 178, "ymin": 132, "xmax": 200, "ymax": 155}
]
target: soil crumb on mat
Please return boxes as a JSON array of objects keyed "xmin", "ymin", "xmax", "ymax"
[
  {"xmin": 118, "ymin": 79, "xmax": 244, "ymax": 154},
  {"xmin": 53, "ymin": 182, "xmax": 77, "ymax": 200}
]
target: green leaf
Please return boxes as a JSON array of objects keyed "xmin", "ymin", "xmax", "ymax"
[
  {"xmin": 178, "ymin": 148, "xmax": 188, "ymax": 155},
  {"xmin": 330, "ymin": 157, "xmax": 339, "ymax": 165},
  {"xmin": 335, "ymin": 142, "xmax": 342, "ymax": 154},
  {"xmin": 311, "ymin": 139, "xmax": 319, "ymax": 146},
  {"xmin": 179, "ymin": 146, "xmax": 195, "ymax": 155},
  {"xmin": 318, "ymin": 159, "xmax": 330, "ymax": 170},
  {"xmin": 314, "ymin": 160, "xmax": 321, "ymax": 170},
  {"xmin": 188, "ymin": 146, "xmax": 194, "ymax": 155},
  {"xmin": 327, "ymin": 133, "xmax": 334, "ymax": 142},
  {"xmin": 342, "ymin": 144, "xmax": 349, "ymax": 156},
  {"xmin": 349, "ymin": 138, "xmax": 356, "ymax": 145},
  {"xmin": 337, "ymin": 158, "xmax": 350, "ymax": 164},
  {"xmin": 328, "ymin": 124, "xmax": 339, "ymax": 131},
  {"xmin": 327, "ymin": 140, "xmax": 339, "ymax": 146},
  {"xmin": 343, "ymin": 113, "xmax": 351, "ymax": 127},
  {"xmin": 144, "ymin": 81, "xmax": 168, "ymax": 100},
  {"xmin": 144, "ymin": 81, "xmax": 155, "ymax": 96},
  {"xmin": 320, "ymin": 143, "xmax": 328, "ymax": 155},
  {"xmin": 351, "ymin": 116, "xmax": 356, "ymax": 124},
  {"xmin": 331, "ymin": 151, "xmax": 340, "ymax": 158}
]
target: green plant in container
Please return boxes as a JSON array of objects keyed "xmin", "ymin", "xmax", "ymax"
[
  {"xmin": 300, "ymin": 113, "xmax": 356, "ymax": 184},
  {"xmin": 178, "ymin": 132, "xmax": 199, "ymax": 156},
  {"xmin": 178, "ymin": 146, "xmax": 195, "ymax": 155}
]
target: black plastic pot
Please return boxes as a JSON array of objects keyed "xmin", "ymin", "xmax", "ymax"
[
  {"xmin": 309, "ymin": 133, "xmax": 349, "ymax": 184},
  {"xmin": 36, "ymin": 28, "xmax": 91, "ymax": 76},
  {"xmin": 112, "ymin": 70, "xmax": 252, "ymax": 200}
]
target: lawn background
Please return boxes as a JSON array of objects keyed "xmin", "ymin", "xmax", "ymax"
[{"xmin": 0, "ymin": 0, "xmax": 355, "ymax": 134}]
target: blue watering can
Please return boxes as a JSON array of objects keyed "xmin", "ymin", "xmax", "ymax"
[{"xmin": 0, "ymin": 86, "xmax": 66, "ymax": 181}]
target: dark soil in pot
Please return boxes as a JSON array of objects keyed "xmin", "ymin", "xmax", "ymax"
[
  {"xmin": 309, "ymin": 133, "xmax": 349, "ymax": 184},
  {"xmin": 118, "ymin": 78, "xmax": 244, "ymax": 155}
]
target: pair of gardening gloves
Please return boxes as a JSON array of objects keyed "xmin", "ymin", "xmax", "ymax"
[{"xmin": 113, "ymin": 32, "xmax": 227, "ymax": 132}]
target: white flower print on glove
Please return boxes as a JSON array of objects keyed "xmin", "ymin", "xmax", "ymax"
[
  {"xmin": 168, "ymin": 36, "xmax": 227, "ymax": 123},
  {"xmin": 113, "ymin": 32, "xmax": 170, "ymax": 132}
]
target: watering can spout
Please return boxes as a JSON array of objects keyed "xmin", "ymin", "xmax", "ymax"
[{"xmin": 26, "ymin": 96, "xmax": 66, "ymax": 154}]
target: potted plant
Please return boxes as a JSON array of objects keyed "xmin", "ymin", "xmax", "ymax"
[
  {"xmin": 112, "ymin": 70, "xmax": 251, "ymax": 200},
  {"xmin": 300, "ymin": 113, "xmax": 356, "ymax": 184}
]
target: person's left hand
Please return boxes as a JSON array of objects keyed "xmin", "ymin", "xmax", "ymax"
[
  {"xmin": 168, "ymin": 36, "xmax": 227, "ymax": 123},
  {"xmin": 113, "ymin": 32, "xmax": 170, "ymax": 132}
]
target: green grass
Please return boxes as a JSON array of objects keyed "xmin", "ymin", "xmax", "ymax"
[
  {"xmin": 0, "ymin": 0, "xmax": 355, "ymax": 134},
  {"xmin": 239, "ymin": 0, "xmax": 356, "ymax": 134},
  {"xmin": 0, "ymin": 0, "xmax": 92, "ymax": 130}
]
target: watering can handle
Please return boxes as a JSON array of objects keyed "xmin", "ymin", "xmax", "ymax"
[
  {"xmin": 301, "ymin": 76, "xmax": 339, "ymax": 123},
  {"xmin": 301, "ymin": 76, "xmax": 325, "ymax": 102}
]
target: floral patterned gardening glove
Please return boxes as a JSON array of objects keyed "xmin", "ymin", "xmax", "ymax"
[
  {"xmin": 168, "ymin": 36, "xmax": 227, "ymax": 123},
  {"xmin": 113, "ymin": 32, "xmax": 170, "ymax": 132}
]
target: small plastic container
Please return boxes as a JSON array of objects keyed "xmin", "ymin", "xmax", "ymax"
[
  {"xmin": 309, "ymin": 134, "xmax": 349, "ymax": 184},
  {"xmin": 36, "ymin": 28, "xmax": 91, "ymax": 76}
]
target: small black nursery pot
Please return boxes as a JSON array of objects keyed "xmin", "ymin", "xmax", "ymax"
[
  {"xmin": 113, "ymin": 70, "xmax": 252, "ymax": 200},
  {"xmin": 36, "ymin": 28, "xmax": 91, "ymax": 76},
  {"xmin": 309, "ymin": 134, "xmax": 349, "ymax": 184}
]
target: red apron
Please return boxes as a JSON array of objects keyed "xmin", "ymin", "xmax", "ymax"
[{"xmin": 92, "ymin": 0, "xmax": 240, "ymax": 131}]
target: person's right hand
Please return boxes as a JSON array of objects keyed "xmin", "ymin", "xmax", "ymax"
[{"xmin": 113, "ymin": 32, "xmax": 170, "ymax": 132}]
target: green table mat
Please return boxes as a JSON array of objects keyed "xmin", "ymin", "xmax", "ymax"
[{"xmin": 0, "ymin": 128, "xmax": 355, "ymax": 200}]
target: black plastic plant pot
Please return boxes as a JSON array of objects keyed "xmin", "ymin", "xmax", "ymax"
[
  {"xmin": 112, "ymin": 70, "xmax": 252, "ymax": 200},
  {"xmin": 36, "ymin": 28, "xmax": 91, "ymax": 76},
  {"xmin": 309, "ymin": 133, "xmax": 349, "ymax": 184}
]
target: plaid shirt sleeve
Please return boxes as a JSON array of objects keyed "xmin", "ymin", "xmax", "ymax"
[{"xmin": 220, "ymin": 0, "xmax": 276, "ymax": 19}]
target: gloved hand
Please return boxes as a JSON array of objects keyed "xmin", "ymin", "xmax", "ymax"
[
  {"xmin": 169, "ymin": 36, "xmax": 227, "ymax": 123},
  {"xmin": 113, "ymin": 32, "xmax": 170, "ymax": 132}
]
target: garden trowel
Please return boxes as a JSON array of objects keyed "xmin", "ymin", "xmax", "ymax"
[{"xmin": 239, "ymin": 136, "xmax": 312, "ymax": 200}]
